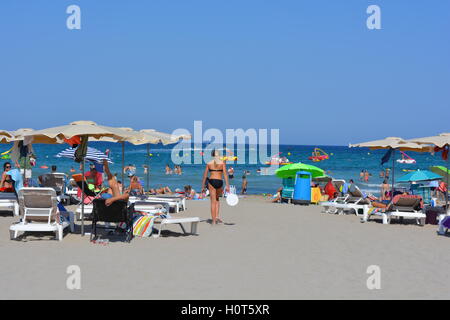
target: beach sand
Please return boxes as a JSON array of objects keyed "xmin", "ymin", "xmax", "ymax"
[{"xmin": 1, "ymin": 195, "xmax": 450, "ymax": 299}]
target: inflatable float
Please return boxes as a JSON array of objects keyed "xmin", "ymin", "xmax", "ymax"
[
  {"xmin": 265, "ymin": 153, "xmax": 291, "ymax": 165},
  {"xmin": 308, "ymin": 148, "xmax": 329, "ymax": 162},
  {"xmin": 397, "ymin": 151, "xmax": 416, "ymax": 164}
]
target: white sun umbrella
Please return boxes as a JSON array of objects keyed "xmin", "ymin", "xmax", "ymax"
[
  {"xmin": 127, "ymin": 129, "xmax": 191, "ymax": 190},
  {"xmin": 409, "ymin": 133, "xmax": 450, "ymax": 211},
  {"xmin": 22, "ymin": 121, "xmax": 136, "ymax": 236},
  {"xmin": 349, "ymin": 137, "xmax": 430, "ymax": 194},
  {"xmin": 0, "ymin": 130, "xmax": 14, "ymax": 143}
]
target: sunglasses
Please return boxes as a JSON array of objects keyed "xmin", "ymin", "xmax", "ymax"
[{"xmin": 5, "ymin": 166, "xmax": 11, "ymax": 169}]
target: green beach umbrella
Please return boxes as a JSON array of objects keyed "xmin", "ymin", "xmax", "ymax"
[
  {"xmin": 430, "ymin": 166, "xmax": 449, "ymax": 182},
  {"xmin": 396, "ymin": 170, "xmax": 442, "ymax": 183},
  {"xmin": 275, "ymin": 162, "xmax": 324, "ymax": 179}
]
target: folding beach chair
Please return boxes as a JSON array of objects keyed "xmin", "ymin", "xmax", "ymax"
[
  {"xmin": 281, "ymin": 177, "xmax": 295, "ymax": 203},
  {"xmin": 72, "ymin": 174, "xmax": 106, "ymax": 219},
  {"xmin": 91, "ymin": 199, "xmax": 134, "ymax": 242}
]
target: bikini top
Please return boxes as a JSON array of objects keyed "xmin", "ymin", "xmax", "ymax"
[{"xmin": 209, "ymin": 166, "xmax": 223, "ymax": 172}]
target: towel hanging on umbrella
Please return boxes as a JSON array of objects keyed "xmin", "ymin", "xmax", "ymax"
[{"xmin": 56, "ymin": 146, "xmax": 112, "ymax": 164}]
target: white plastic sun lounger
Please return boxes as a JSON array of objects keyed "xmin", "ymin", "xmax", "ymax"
[
  {"xmin": 153, "ymin": 217, "xmax": 200, "ymax": 238},
  {"xmin": 10, "ymin": 188, "xmax": 74, "ymax": 241},
  {"xmin": 148, "ymin": 195, "xmax": 186, "ymax": 211},
  {"xmin": 0, "ymin": 192, "xmax": 19, "ymax": 216},
  {"xmin": 321, "ymin": 186, "xmax": 370, "ymax": 216},
  {"xmin": 132, "ymin": 201, "xmax": 167, "ymax": 215},
  {"xmin": 383, "ymin": 196, "xmax": 425, "ymax": 225},
  {"xmin": 130, "ymin": 196, "xmax": 185, "ymax": 213}
]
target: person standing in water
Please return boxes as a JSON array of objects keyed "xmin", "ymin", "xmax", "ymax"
[
  {"xmin": 201, "ymin": 149, "xmax": 230, "ymax": 225},
  {"xmin": 241, "ymin": 171, "xmax": 248, "ymax": 194}
]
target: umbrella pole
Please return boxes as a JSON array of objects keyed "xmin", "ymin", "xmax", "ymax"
[
  {"xmin": 121, "ymin": 142, "xmax": 125, "ymax": 190},
  {"xmin": 146, "ymin": 143, "xmax": 150, "ymax": 192},
  {"xmin": 23, "ymin": 154, "xmax": 27, "ymax": 186},
  {"xmin": 447, "ymin": 145, "xmax": 449, "ymax": 213},
  {"xmin": 391, "ymin": 148, "xmax": 395, "ymax": 196},
  {"xmin": 81, "ymin": 157, "xmax": 85, "ymax": 236}
]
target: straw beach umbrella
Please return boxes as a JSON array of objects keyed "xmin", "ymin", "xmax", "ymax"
[
  {"xmin": 409, "ymin": 133, "xmax": 450, "ymax": 211},
  {"xmin": 128, "ymin": 129, "xmax": 191, "ymax": 191},
  {"xmin": 349, "ymin": 137, "xmax": 429, "ymax": 194},
  {"xmin": 22, "ymin": 121, "xmax": 136, "ymax": 236},
  {"xmin": 0, "ymin": 130, "xmax": 14, "ymax": 143}
]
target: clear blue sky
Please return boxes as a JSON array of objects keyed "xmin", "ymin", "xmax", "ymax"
[{"xmin": 0, "ymin": 0, "xmax": 449, "ymax": 145}]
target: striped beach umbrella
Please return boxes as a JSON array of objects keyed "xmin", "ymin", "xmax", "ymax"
[{"xmin": 56, "ymin": 147, "xmax": 112, "ymax": 163}]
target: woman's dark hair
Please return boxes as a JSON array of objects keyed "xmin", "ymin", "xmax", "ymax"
[{"xmin": 3, "ymin": 162, "xmax": 11, "ymax": 170}]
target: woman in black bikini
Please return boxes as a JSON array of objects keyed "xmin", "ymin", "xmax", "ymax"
[
  {"xmin": 201, "ymin": 149, "xmax": 230, "ymax": 225},
  {"xmin": 0, "ymin": 162, "xmax": 14, "ymax": 192}
]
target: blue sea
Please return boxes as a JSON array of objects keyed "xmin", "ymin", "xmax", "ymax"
[{"xmin": 2, "ymin": 142, "xmax": 447, "ymax": 196}]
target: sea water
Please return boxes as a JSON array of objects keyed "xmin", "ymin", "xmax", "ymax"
[{"xmin": 2, "ymin": 142, "xmax": 446, "ymax": 196}]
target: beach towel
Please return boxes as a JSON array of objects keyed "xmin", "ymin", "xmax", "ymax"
[
  {"xmin": 324, "ymin": 181, "xmax": 337, "ymax": 199},
  {"xmin": 6, "ymin": 169, "xmax": 23, "ymax": 192},
  {"xmin": 133, "ymin": 214, "xmax": 156, "ymax": 237},
  {"xmin": 442, "ymin": 216, "xmax": 450, "ymax": 229},
  {"xmin": 342, "ymin": 183, "xmax": 349, "ymax": 194},
  {"xmin": 381, "ymin": 149, "xmax": 393, "ymax": 165},
  {"xmin": 367, "ymin": 207, "xmax": 383, "ymax": 217},
  {"xmin": 74, "ymin": 135, "xmax": 88, "ymax": 162}
]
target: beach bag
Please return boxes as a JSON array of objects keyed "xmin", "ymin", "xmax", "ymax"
[{"xmin": 132, "ymin": 214, "xmax": 156, "ymax": 237}]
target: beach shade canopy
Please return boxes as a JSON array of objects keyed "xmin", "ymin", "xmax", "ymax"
[
  {"xmin": 22, "ymin": 121, "xmax": 135, "ymax": 144},
  {"xmin": 0, "ymin": 130, "xmax": 14, "ymax": 143},
  {"xmin": 349, "ymin": 137, "xmax": 430, "ymax": 152},
  {"xmin": 409, "ymin": 133, "xmax": 450, "ymax": 211},
  {"xmin": 56, "ymin": 147, "xmax": 113, "ymax": 164},
  {"xmin": 397, "ymin": 170, "xmax": 443, "ymax": 183},
  {"xmin": 275, "ymin": 162, "xmax": 324, "ymax": 179},
  {"xmin": 409, "ymin": 133, "xmax": 450, "ymax": 148},
  {"xmin": 129, "ymin": 129, "xmax": 191, "ymax": 145}
]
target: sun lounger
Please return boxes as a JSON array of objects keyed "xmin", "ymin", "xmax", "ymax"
[
  {"xmin": 131, "ymin": 195, "xmax": 185, "ymax": 213},
  {"xmin": 132, "ymin": 201, "xmax": 168, "ymax": 214},
  {"xmin": 321, "ymin": 186, "xmax": 370, "ymax": 216},
  {"xmin": 147, "ymin": 194, "xmax": 186, "ymax": 210},
  {"xmin": 39, "ymin": 172, "xmax": 71, "ymax": 203},
  {"xmin": 9, "ymin": 188, "xmax": 74, "ymax": 241},
  {"xmin": 152, "ymin": 216, "xmax": 200, "ymax": 238},
  {"xmin": 383, "ymin": 195, "xmax": 425, "ymax": 225},
  {"xmin": 0, "ymin": 192, "xmax": 19, "ymax": 216}
]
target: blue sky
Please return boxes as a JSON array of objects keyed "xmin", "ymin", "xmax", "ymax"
[{"xmin": 0, "ymin": 0, "xmax": 449, "ymax": 145}]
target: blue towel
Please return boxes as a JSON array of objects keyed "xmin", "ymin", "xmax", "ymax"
[{"xmin": 7, "ymin": 169, "xmax": 23, "ymax": 191}]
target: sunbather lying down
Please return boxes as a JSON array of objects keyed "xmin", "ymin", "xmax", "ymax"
[
  {"xmin": 103, "ymin": 159, "xmax": 129, "ymax": 206},
  {"xmin": 148, "ymin": 186, "xmax": 172, "ymax": 194}
]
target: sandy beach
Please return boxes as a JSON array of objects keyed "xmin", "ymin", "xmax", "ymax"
[{"xmin": 1, "ymin": 195, "xmax": 449, "ymax": 300}]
